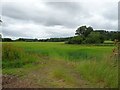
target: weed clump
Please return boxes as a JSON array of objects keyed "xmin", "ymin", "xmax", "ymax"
[
  {"xmin": 2, "ymin": 44, "xmax": 38, "ymax": 68},
  {"xmin": 2, "ymin": 44, "xmax": 23, "ymax": 60}
]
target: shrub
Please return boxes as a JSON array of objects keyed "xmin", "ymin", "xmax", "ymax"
[{"xmin": 67, "ymin": 36, "xmax": 83, "ymax": 44}]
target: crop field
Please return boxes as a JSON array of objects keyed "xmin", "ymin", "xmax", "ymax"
[{"xmin": 2, "ymin": 42, "xmax": 118, "ymax": 88}]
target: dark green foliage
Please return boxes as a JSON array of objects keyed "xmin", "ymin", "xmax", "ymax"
[
  {"xmin": 66, "ymin": 36, "xmax": 83, "ymax": 44},
  {"xmin": 118, "ymin": 32, "xmax": 120, "ymax": 41},
  {"xmin": 15, "ymin": 38, "xmax": 38, "ymax": 42},
  {"xmin": 2, "ymin": 38, "xmax": 13, "ymax": 42},
  {"xmin": 0, "ymin": 34, "xmax": 2, "ymax": 42},
  {"xmin": 14, "ymin": 37, "xmax": 72, "ymax": 42},
  {"xmin": 68, "ymin": 26, "xmax": 120, "ymax": 44},
  {"xmin": 73, "ymin": 26, "xmax": 104, "ymax": 44},
  {"xmin": 45, "ymin": 37, "xmax": 72, "ymax": 42},
  {"xmin": 75, "ymin": 26, "xmax": 87, "ymax": 36},
  {"xmin": 110, "ymin": 32, "xmax": 120, "ymax": 41},
  {"xmin": 75, "ymin": 26, "xmax": 93, "ymax": 37},
  {"xmin": 84, "ymin": 32, "xmax": 104, "ymax": 44},
  {"xmin": 84, "ymin": 26, "xmax": 94, "ymax": 37}
]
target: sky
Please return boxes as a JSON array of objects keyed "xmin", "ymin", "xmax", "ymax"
[{"xmin": 0, "ymin": 0, "xmax": 119, "ymax": 39}]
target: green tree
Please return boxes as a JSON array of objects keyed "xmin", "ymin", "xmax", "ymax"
[
  {"xmin": 85, "ymin": 26, "xmax": 94, "ymax": 37},
  {"xmin": 84, "ymin": 32, "xmax": 104, "ymax": 44},
  {"xmin": 75, "ymin": 26, "xmax": 87, "ymax": 36},
  {"xmin": 75, "ymin": 26, "xmax": 93, "ymax": 37}
]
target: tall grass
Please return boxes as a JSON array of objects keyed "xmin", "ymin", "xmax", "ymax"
[
  {"xmin": 75, "ymin": 58, "xmax": 118, "ymax": 87},
  {"xmin": 2, "ymin": 43, "xmax": 39, "ymax": 68},
  {"xmin": 2, "ymin": 42, "xmax": 118, "ymax": 87},
  {"xmin": 9, "ymin": 42, "xmax": 113, "ymax": 61},
  {"xmin": 2, "ymin": 44, "xmax": 23, "ymax": 60}
]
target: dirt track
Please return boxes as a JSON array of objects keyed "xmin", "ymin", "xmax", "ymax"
[{"xmin": 2, "ymin": 59, "xmax": 94, "ymax": 88}]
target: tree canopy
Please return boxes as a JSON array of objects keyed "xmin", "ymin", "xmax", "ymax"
[
  {"xmin": 75, "ymin": 26, "xmax": 93, "ymax": 37},
  {"xmin": 67, "ymin": 25, "xmax": 119, "ymax": 44}
]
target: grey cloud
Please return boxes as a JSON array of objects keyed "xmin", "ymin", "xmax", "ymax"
[
  {"xmin": 2, "ymin": 28, "xmax": 29, "ymax": 38},
  {"xmin": 2, "ymin": 3, "xmax": 38, "ymax": 21},
  {"xmin": 102, "ymin": 5, "xmax": 118, "ymax": 21},
  {"xmin": 1, "ymin": 1, "xmax": 118, "ymax": 39},
  {"xmin": 2, "ymin": 2, "xmax": 92, "ymax": 28},
  {"xmin": 45, "ymin": 2, "xmax": 82, "ymax": 14}
]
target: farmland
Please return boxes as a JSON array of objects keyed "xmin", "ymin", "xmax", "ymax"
[{"xmin": 2, "ymin": 42, "xmax": 118, "ymax": 88}]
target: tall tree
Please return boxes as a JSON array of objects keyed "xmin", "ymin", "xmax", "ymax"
[
  {"xmin": 75, "ymin": 26, "xmax": 93, "ymax": 37},
  {"xmin": 85, "ymin": 26, "xmax": 93, "ymax": 37}
]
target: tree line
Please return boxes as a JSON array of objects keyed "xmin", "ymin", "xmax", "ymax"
[
  {"xmin": 66, "ymin": 26, "xmax": 120, "ymax": 44},
  {"xmin": 1, "ymin": 26, "xmax": 120, "ymax": 44},
  {"xmin": 1, "ymin": 37, "xmax": 72, "ymax": 42}
]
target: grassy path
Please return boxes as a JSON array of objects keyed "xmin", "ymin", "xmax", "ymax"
[{"xmin": 3, "ymin": 58, "xmax": 94, "ymax": 88}]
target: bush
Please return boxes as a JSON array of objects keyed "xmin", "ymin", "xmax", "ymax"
[
  {"xmin": 67, "ymin": 36, "xmax": 83, "ymax": 44},
  {"xmin": 86, "ymin": 32, "xmax": 104, "ymax": 44},
  {"xmin": 84, "ymin": 32, "xmax": 105, "ymax": 44},
  {"xmin": 66, "ymin": 32, "xmax": 105, "ymax": 44}
]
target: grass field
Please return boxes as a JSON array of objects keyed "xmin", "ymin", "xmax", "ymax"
[{"xmin": 2, "ymin": 42, "xmax": 118, "ymax": 88}]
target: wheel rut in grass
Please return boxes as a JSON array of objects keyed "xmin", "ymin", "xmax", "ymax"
[{"xmin": 3, "ymin": 58, "xmax": 93, "ymax": 88}]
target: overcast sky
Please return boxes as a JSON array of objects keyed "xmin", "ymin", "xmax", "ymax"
[{"xmin": 1, "ymin": 0, "xmax": 119, "ymax": 39}]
